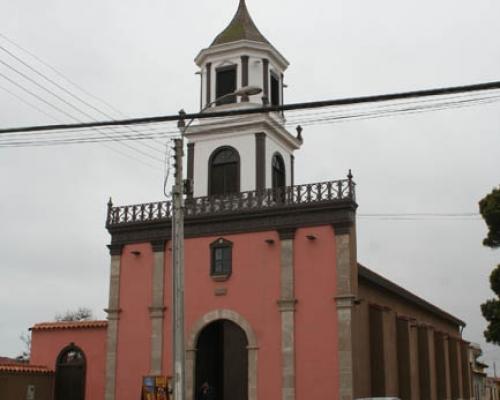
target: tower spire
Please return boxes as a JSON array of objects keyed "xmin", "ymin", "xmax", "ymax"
[{"xmin": 211, "ymin": 0, "xmax": 270, "ymax": 46}]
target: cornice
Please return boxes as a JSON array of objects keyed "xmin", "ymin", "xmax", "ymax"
[
  {"xmin": 195, "ymin": 40, "xmax": 289, "ymax": 71},
  {"xmin": 108, "ymin": 199, "xmax": 357, "ymax": 247},
  {"xmin": 185, "ymin": 113, "xmax": 301, "ymax": 150}
]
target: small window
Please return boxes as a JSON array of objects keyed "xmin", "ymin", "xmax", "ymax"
[
  {"xmin": 216, "ymin": 65, "xmax": 237, "ymax": 105},
  {"xmin": 270, "ymin": 72, "xmax": 280, "ymax": 106},
  {"xmin": 210, "ymin": 238, "xmax": 233, "ymax": 280}
]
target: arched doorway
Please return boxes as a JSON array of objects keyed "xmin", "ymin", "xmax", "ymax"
[
  {"xmin": 55, "ymin": 343, "xmax": 86, "ymax": 400},
  {"xmin": 195, "ymin": 320, "xmax": 248, "ymax": 400}
]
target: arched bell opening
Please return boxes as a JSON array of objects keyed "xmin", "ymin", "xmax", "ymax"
[{"xmin": 208, "ymin": 146, "xmax": 241, "ymax": 196}]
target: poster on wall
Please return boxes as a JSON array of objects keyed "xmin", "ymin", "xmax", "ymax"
[{"xmin": 141, "ymin": 376, "xmax": 170, "ymax": 400}]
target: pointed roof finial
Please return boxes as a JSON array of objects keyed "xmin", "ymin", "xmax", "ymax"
[{"xmin": 211, "ymin": 0, "xmax": 270, "ymax": 46}]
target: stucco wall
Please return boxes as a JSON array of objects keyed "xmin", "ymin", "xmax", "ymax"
[
  {"xmin": 192, "ymin": 132, "xmax": 256, "ymax": 197},
  {"xmin": 30, "ymin": 327, "xmax": 106, "ymax": 400},
  {"xmin": 115, "ymin": 242, "xmax": 154, "ymax": 400},
  {"xmin": 0, "ymin": 372, "xmax": 53, "ymax": 400},
  {"xmin": 102, "ymin": 226, "xmax": 336, "ymax": 400},
  {"xmin": 294, "ymin": 226, "xmax": 339, "ymax": 400}
]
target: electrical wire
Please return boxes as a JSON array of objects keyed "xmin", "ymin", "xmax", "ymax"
[
  {"xmin": 0, "ymin": 42, "xmax": 166, "ymax": 150},
  {"xmin": 0, "ymin": 84, "xmax": 63, "ymax": 123},
  {"xmin": 0, "ymin": 33, "xmax": 140, "ymax": 121},
  {"xmin": 0, "ymin": 58, "xmax": 167, "ymax": 160},
  {"xmin": 0, "ymin": 69, "xmax": 167, "ymax": 162},
  {"xmin": 2, "ymin": 91, "xmax": 499, "ymax": 148}
]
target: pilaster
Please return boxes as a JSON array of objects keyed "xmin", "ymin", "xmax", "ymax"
[
  {"xmin": 409, "ymin": 321, "xmax": 420, "ymax": 400},
  {"xmin": 241, "ymin": 55, "xmax": 249, "ymax": 101},
  {"xmin": 150, "ymin": 240, "xmax": 167, "ymax": 375},
  {"xmin": 262, "ymin": 58, "xmax": 269, "ymax": 102},
  {"xmin": 418, "ymin": 325, "xmax": 437, "ymax": 400},
  {"xmin": 278, "ymin": 228, "xmax": 297, "ymax": 400},
  {"xmin": 396, "ymin": 317, "xmax": 413, "ymax": 400},
  {"xmin": 460, "ymin": 340, "xmax": 472, "ymax": 400},
  {"xmin": 104, "ymin": 244, "xmax": 123, "ymax": 400},
  {"xmin": 205, "ymin": 62, "xmax": 212, "ymax": 107},
  {"xmin": 434, "ymin": 331, "xmax": 452, "ymax": 400},
  {"xmin": 449, "ymin": 336, "xmax": 464, "ymax": 399},
  {"xmin": 334, "ymin": 223, "xmax": 357, "ymax": 400},
  {"xmin": 255, "ymin": 133, "xmax": 266, "ymax": 191},
  {"xmin": 187, "ymin": 143, "xmax": 195, "ymax": 186},
  {"xmin": 382, "ymin": 308, "xmax": 398, "ymax": 396}
]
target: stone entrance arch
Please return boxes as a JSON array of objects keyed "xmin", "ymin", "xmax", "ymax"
[{"xmin": 186, "ymin": 309, "xmax": 258, "ymax": 400}]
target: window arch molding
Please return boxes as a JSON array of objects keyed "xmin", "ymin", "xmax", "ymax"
[
  {"xmin": 271, "ymin": 152, "xmax": 286, "ymax": 190},
  {"xmin": 208, "ymin": 146, "xmax": 241, "ymax": 196},
  {"xmin": 55, "ymin": 343, "xmax": 86, "ymax": 400}
]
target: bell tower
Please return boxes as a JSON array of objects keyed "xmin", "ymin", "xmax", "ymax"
[{"xmin": 186, "ymin": 0, "xmax": 302, "ymax": 198}]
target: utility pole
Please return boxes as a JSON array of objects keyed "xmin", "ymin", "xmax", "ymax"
[{"xmin": 172, "ymin": 135, "xmax": 185, "ymax": 400}]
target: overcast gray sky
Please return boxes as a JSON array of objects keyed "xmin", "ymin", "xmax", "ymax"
[{"xmin": 0, "ymin": 0, "xmax": 499, "ymax": 371}]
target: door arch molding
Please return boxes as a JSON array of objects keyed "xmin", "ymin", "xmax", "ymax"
[{"xmin": 186, "ymin": 309, "xmax": 258, "ymax": 400}]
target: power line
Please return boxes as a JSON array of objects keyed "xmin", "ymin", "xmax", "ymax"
[
  {"xmin": 0, "ymin": 33, "xmax": 174, "ymax": 177},
  {"xmin": 0, "ymin": 84, "xmax": 63, "ymax": 123},
  {"xmin": 0, "ymin": 68, "xmax": 166, "ymax": 163},
  {"xmin": 0, "ymin": 32, "xmax": 126, "ymax": 119},
  {"xmin": 0, "ymin": 57, "xmax": 166, "ymax": 161},
  {"xmin": 0, "ymin": 43, "xmax": 166, "ymax": 153},
  {"xmin": 1, "ymin": 92, "xmax": 498, "ymax": 148},
  {"xmin": 1, "ymin": 80, "xmax": 500, "ymax": 135}
]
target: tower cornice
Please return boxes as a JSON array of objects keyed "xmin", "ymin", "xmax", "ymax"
[
  {"xmin": 195, "ymin": 40, "xmax": 289, "ymax": 71},
  {"xmin": 184, "ymin": 113, "xmax": 301, "ymax": 150}
]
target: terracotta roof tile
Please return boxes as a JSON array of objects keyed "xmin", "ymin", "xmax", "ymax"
[
  {"xmin": 0, "ymin": 364, "xmax": 53, "ymax": 374},
  {"xmin": 0, "ymin": 357, "xmax": 23, "ymax": 365},
  {"xmin": 31, "ymin": 320, "xmax": 107, "ymax": 331}
]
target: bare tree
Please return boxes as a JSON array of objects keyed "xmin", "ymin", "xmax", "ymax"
[
  {"xmin": 55, "ymin": 307, "xmax": 94, "ymax": 322},
  {"xmin": 16, "ymin": 331, "xmax": 31, "ymax": 362}
]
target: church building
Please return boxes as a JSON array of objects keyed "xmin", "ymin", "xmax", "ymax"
[{"xmin": 27, "ymin": 1, "xmax": 473, "ymax": 399}]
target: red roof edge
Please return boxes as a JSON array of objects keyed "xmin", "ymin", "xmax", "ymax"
[{"xmin": 31, "ymin": 320, "xmax": 108, "ymax": 331}]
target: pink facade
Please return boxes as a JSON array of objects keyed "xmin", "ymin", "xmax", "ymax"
[
  {"xmin": 30, "ymin": 324, "xmax": 107, "ymax": 400},
  {"xmin": 294, "ymin": 227, "xmax": 339, "ymax": 400},
  {"xmin": 110, "ymin": 227, "xmax": 340, "ymax": 399},
  {"xmin": 115, "ymin": 242, "xmax": 153, "ymax": 400}
]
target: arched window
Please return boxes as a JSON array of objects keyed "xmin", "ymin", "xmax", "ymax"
[
  {"xmin": 209, "ymin": 147, "xmax": 240, "ymax": 196},
  {"xmin": 55, "ymin": 344, "xmax": 86, "ymax": 400},
  {"xmin": 272, "ymin": 153, "xmax": 286, "ymax": 190}
]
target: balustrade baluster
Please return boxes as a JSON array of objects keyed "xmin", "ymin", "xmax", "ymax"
[{"xmin": 337, "ymin": 181, "xmax": 342, "ymax": 199}]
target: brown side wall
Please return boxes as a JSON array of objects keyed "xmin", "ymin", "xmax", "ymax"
[
  {"xmin": 354, "ymin": 277, "xmax": 467, "ymax": 400},
  {"xmin": 0, "ymin": 372, "xmax": 54, "ymax": 400}
]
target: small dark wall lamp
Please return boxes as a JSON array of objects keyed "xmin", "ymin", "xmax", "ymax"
[
  {"xmin": 131, "ymin": 250, "xmax": 141, "ymax": 256},
  {"xmin": 306, "ymin": 235, "xmax": 317, "ymax": 241},
  {"xmin": 265, "ymin": 239, "xmax": 275, "ymax": 245}
]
